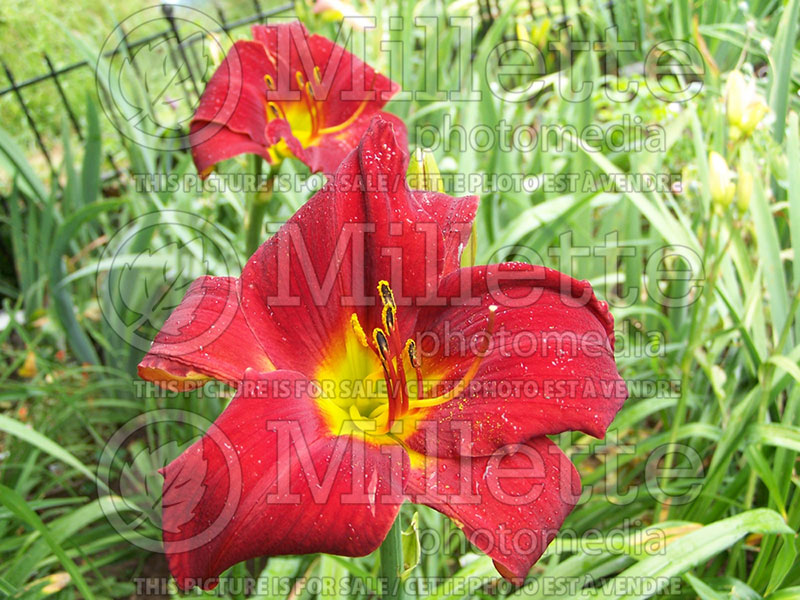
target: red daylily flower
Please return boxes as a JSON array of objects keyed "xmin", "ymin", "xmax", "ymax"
[
  {"xmin": 139, "ymin": 117, "xmax": 626, "ymax": 591},
  {"xmin": 190, "ymin": 22, "xmax": 405, "ymax": 176}
]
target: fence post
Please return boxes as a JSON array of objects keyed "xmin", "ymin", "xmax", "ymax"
[{"xmin": 43, "ymin": 53, "xmax": 84, "ymax": 142}]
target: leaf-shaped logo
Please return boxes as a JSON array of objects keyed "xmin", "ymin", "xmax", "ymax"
[
  {"xmin": 97, "ymin": 5, "xmax": 238, "ymax": 151},
  {"xmin": 115, "ymin": 36, "xmax": 197, "ymax": 132},
  {"xmin": 159, "ymin": 448, "xmax": 211, "ymax": 533},
  {"xmin": 118, "ymin": 437, "xmax": 202, "ymax": 530},
  {"xmin": 114, "ymin": 235, "xmax": 210, "ymax": 342},
  {"xmin": 98, "ymin": 407, "xmax": 242, "ymax": 554}
]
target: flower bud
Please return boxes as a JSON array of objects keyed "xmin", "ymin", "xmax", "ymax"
[
  {"xmin": 312, "ymin": 0, "xmax": 365, "ymax": 27},
  {"xmin": 741, "ymin": 100, "xmax": 769, "ymax": 136},
  {"xmin": 515, "ymin": 19, "xmax": 531, "ymax": 43},
  {"xmin": 725, "ymin": 70, "xmax": 769, "ymax": 138},
  {"xmin": 709, "ymin": 151, "xmax": 735, "ymax": 208},
  {"xmin": 407, "ymin": 148, "xmax": 444, "ymax": 193},
  {"xmin": 725, "ymin": 70, "xmax": 746, "ymax": 127},
  {"xmin": 530, "ymin": 19, "xmax": 551, "ymax": 48}
]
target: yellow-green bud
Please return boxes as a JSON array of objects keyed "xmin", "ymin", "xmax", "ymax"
[
  {"xmin": 709, "ymin": 151, "xmax": 735, "ymax": 208},
  {"xmin": 725, "ymin": 71, "xmax": 747, "ymax": 127},
  {"xmin": 41, "ymin": 572, "xmax": 70, "ymax": 595},
  {"xmin": 725, "ymin": 70, "xmax": 769, "ymax": 138},
  {"xmin": 407, "ymin": 148, "xmax": 444, "ymax": 193}
]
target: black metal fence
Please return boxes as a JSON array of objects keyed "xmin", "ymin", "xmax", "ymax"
[
  {"xmin": 0, "ymin": 0, "xmax": 611, "ymax": 190},
  {"xmin": 0, "ymin": 1, "xmax": 295, "ymax": 185}
]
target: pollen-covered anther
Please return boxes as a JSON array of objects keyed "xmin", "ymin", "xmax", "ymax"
[
  {"xmin": 350, "ymin": 313, "xmax": 369, "ymax": 347},
  {"xmin": 382, "ymin": 304, "xmax": 396, "ymax": 332},
  {"xmin": 267, "ymin": 102, "xmax": 284, "ymax": 120},
  {"xmin": 406, "ymin": 338, "xmax": 425, "ymax": 401},
  {"xmin": 373, "ymin": 329, "xmax": 390, "ymax": 362},
  {"xmin": 378, "ymin": 280, "xmax": 396, "ymax": 308},
  {"xmin": 406, "ymin": 339, "xmax": 421, "ymax": 369}
]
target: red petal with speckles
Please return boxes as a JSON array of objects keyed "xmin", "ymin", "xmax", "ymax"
[{"xmin": 402, "ymin": 263, "xmax": 627, "ymax": 457}]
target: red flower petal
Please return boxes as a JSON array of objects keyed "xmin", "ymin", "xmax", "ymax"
[
  {"xmin": 406, "ymin": 436, "xmax": 580, "ymax": 580},
  {"xmin": 162, "ymin": 369, "xmax": 407, "ymax": 591},
  {"xmin": 138, "ymin": 277, "xmax": 274, "ymax": 390},
  {"xmin": 190, "ymin": 40, "xmax": 272, "ymax": 173},
  {"xmin": 413, "ymin": 188, "xmax": 479, "ymax": 276},
  {"xmin": 238, "ymin": 117, "xmax": 477, "ymax": 375},
  {"xmin": 404, "ymin": 263, "xmax": 626, "ymax": 457},
  {"xmin": 252, "ymin": 23, "xmax": 398, "ymax": 124},
  {"xmin": 190, "ymin": 122, "xmax": 272, "ymax": 178}
]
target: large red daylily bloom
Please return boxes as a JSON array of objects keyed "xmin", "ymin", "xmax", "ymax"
[
  {"xmin": 190, "ymin": 21, "xmax": 405, "ymax": 176},
  {"xmin": 139, "ymin": 118, "xmax": 626, "ymax": 591}
]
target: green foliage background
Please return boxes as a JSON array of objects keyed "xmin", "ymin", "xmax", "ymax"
[{"xmin": 1, "ymin": 0, "xmax": 800, "ymax": 598}]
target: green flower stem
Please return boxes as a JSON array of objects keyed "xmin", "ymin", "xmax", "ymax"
[
  {"xmin": 245, "ymin": 156, "xmax": 272, "ymax": 257},
  {"xmin": 379, "ymin": 513, "xmax": 406, "ymax": 600}
]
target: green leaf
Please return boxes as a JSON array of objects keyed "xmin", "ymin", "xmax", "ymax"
[
  {"xmin": 250, "ymin": 557, "xmax": 304, "ymax": 600},
  {"xmin": 8, "ymin": 496, "xmax": 133, "ymax": 587},
  {"xmin": 768, "ymin": 0, "xmax": 800, "ymax": 144},
  {"xmin": 766, "ymin": 535, "xmax": 797, "ymax": 595},
  {"xmin": 0, "ymin": 485, "xmax": 95, "ymax": 600},
  {"xmin": 684, "ymin": 572, "xmax": 726, "ymax": 600},
  {"xmin": 48, "ymin": 200, "xmax": 123, "ymax": 364},
  {"xmin": 768, "ymin": 587, "xmax": 800, "ymax": 600},
  {"xmin": 787, "ymin": 112, "xmax": 800, "ymax": 342},
  {"xmin": 81, "ymin": 94, "xmax": 102, "ymax": 205},
  {"xmin": 743, "ymin": 144, "xmax": 790, "ymax": 350},
  {"xmin": 0, "ymin": 124, "xmax": 48, "ymax": 203},
  {"xmin": 749, "ymin": 423, "xmax": 800, "ymax": 452},
  {"xmin": 0, "ymin": 415, "xmax": 95, "ymax": 482},
  {"xmin": 604, "ymin": 510, "xmax": 791, "ymax": 600}
]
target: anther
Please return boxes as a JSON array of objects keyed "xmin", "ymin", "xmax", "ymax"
[
  {"xmin": 374, "ymin": 329, "xmax": 390, "ymax": 362},
  {"xmin": 382, "ymin": 304, "xmax": 396, "ymax": 332},
  {"xmin": 350, "ymin": 313, "xmax": 369, "ymax": 347},
  {"xmin": 406, "ymin": 339, "xmax": 421, "ymax": 369},
  {"xmin": 406, "ymin": 338, "xmax": 424, "ymax": 401},
  {"xmin": 378, "ymin": 280, "xmax": 396, "ymax": 308},
  {"xmin": 264, "ymin": 74, "xmax": 275, "ymax": 90}
]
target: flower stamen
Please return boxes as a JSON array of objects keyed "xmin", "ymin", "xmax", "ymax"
[
  {"xmin": 350, "ymin": 313, "xmax": 370, "ymax": 347},
  {"xmin": 377, "ymin": 283, "xmax": 412, "ymax": 415},
  {"xmin": 346, "ymin": 287, "xmax": 499, "ymax": 432},
  {"xmin": 406, "ymin": 339, "xmax": 424, "ymax": 400},
  {"xmin": 372, "ymin": 327, "xmax": 402, "ymax": 431}
]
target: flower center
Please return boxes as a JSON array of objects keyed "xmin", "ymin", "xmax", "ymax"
[
  {"xmin": 318, "ymin": 281, "xmax": 497, "ymax": 438},
  {"xmin": 264, "ymin": 68, "xmax": 371, "ymax": 152}
]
